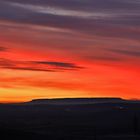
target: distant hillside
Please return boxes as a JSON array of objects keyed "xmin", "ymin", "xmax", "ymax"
[{"xmin": 27, "ymin": 98, "xmax": 125, "ymax": 105}]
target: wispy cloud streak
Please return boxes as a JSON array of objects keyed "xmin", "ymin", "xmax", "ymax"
[{"xmin": 0, "ymin": 58, "xmax": 83, "ymax": 72}]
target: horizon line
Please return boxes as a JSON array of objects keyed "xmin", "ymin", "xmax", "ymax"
[{"xmin": 0, "ymin": 97, "xmax": 139, "ymax": 104}]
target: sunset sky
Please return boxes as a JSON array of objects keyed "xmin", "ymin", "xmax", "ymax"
[{"xmin": 0, "ymin": 0, "xmax": 140, "ymax": 103}]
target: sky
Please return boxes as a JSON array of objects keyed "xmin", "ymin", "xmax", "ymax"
[{"xmin": 0, "ymin": 0, "xmax": 140, "ymax": 103}]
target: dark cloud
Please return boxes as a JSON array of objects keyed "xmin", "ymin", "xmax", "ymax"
[
  {"xmin": 32, "ymin": 61, "xmax": 82, "ymax": 69},
  {"xmin": 0, "ymin": 46, "xmax": 8, "ymax": 52},
  {"xmin": 0, "ymin": 58, "xmax": 83, "ymax": 72},
  {"xmin": 108, "ymin": 49, "xmax": 140, "ymax": 57},
  {"xmin": 0, "ymin": 58, "xmax": 14, "ymax": 66},
  {"xmin": 86, "ymin": 55, "xmax": 122, "ymax": 61},
  {"xmin": 3, "ymin": 66, "xmax": 54, "ymax": 72}
]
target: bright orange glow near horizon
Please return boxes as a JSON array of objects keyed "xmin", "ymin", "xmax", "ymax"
[{"xmin": 0, "ymin": 0, "xmax": 140, "ymax": 103}]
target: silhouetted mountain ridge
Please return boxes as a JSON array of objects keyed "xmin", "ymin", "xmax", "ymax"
[{"xmin": 28, "ymin": 98, "xmax": 126, "ymax": 105}]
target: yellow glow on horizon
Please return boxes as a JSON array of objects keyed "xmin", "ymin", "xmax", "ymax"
[{"xmin": 0, "ymin": 87, "xmax": 92, "ymax": 103}]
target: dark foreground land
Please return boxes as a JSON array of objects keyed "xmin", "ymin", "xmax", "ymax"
[{"xmin": 0, "ymin": 98, "xmax": 140, "ymax": 140}]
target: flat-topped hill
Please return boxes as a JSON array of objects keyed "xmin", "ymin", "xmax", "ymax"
[{"xmin": 28, "ymin": 98, "xmax": 125, "ymax": 105}]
